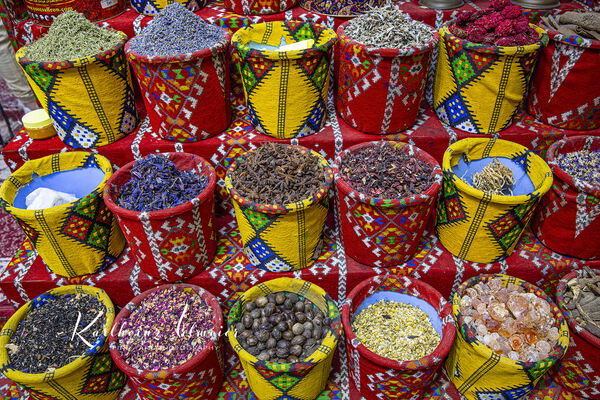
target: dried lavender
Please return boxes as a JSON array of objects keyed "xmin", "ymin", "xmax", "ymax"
[
  {"xmin": 339, "ymin": 142, "xmax": 433, "ymax": 199},
  {"xmin": 117, "ymin": 154, "xmax": 208, "ymax": 212},
  {"xmin": 230, "ymin": 143, "xmax": 326, "ymax": 205},
  {"xmin": 129, "ymin": 3, "xmax": 226, "ymax": 56},
  {"xmin": 7, "ymin": 293, "xmax": 106, "ymax": 373},
  {"xmin": 117, "ymin": 287, "xmax": 214, "ymax": 371},
  {"xmin": 556, "ymin": 150, "xmax": 600, "ymax": 187},
  {"xmin": 26, "ymin": 11, "xmax": 122, "ymax": 61},
  {"xmin": 344, "ymin": 2, "xmax": 434, "ymax": 49}
]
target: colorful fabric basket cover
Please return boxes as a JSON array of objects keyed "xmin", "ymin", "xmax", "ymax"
[
  {"xmin": 435, "ymin": 138, "xmax": 552, "ymax": 264},
  {"xmin": 224, "ymin": 0, "xmax": 298, "ymax": 15},
  {"xmin": 131, "ymin": 0, "xmax": 205, "ymax": 16},
  {"xmin": 300, "ymin": 0, "xmax": 384, "ymax": 16},
  {"xmin": 341, "ymin": 274, "xmax": 456, "ymax": 400},
  {"xmin": 0, "ymin": 152, "xmax": 126, "ymax": 278},
  {"xmin": 554, "ymin": 270, "xmax": 600, "ymax": 399},
  {"xmin": 433, "ymin": 25, "xmax": 547, "ymax": 134},
  {"xmin": 527, "ymin": 30, "xmax": 600, "ymax": 130},
  {"xmin": 0, "ymin": 285, "xmax": 126, "ymax": 400},
  {"xmin": 24, "ymin": 0, "xmax": 127, "ymax": 26},
  {"xmin": 446, "ymin": 274, "xmax": 570, "ymax": 400},
  {"xmin": 16, "ymin": 32, "xmax": 139, "ymax": 149},
  {"xmin": 103, "ymin": 152, "xmax": 217, "ymax": 282},
  {"xmin": 108, "ymin": 284, "xmax": 225, "ymax": 400},
  {"xmin": 336, "ymin": 23, "xmax": 438, "ymax": 135},
  {"xmin": 125, "ymin": 30, "xmax": 232, "ymax": 143},
  {"xmin": 334, "ymin": 141, "xmax": 442, "ymax": 267},
  {"xmin": 225, "ymin": 145, "xmax": 333, "ymax": 272},
  {"xmin": 227, "ymin": 278, "xmax": 342, "ymax": 400},
  {"xmin": 231, "ymin": 21, "xmax": 337, "ymax": 139},
  {"xmin": 532, "ymin": 136, "xmax": 600, "ymax": 260}
]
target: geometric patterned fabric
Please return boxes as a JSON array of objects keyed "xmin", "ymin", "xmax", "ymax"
[
  {"xmin": 446, "ymin": 274, "xmax": 570, "ymax": 400},
  {"xmin": 527, "ymin": 30, "xmax": 600, "ymax": 130},
  {"xmin": 335, "ymin": 142, "xmax": 443, "ymax": 267},
  {"xmin": 130, "ymin": 0, "xmax": 203, "ymax": 16},
  {"xmin": 16, "ymin": 33, "xmax": 138, "ymax": 149},
  {"xmin": 433, "ymin": 26, "xmax": 546, "ymax": 134},
  {"xmin": 0, "ymin": 152, "xmax": 126, "ymax": 278},
  {"xmin": 224, "ymin": 0, "xmax": 297, "ymax": 15},
  {"xmin": 300, "ymin": 0, "xmax": 383, "ymax": 16},
  {"xmin": 533, "ymin": 136, "xmax": 600, "ymax": 260},
  {"xmin": 436, "ymin": 138, "xmax": 553, "ymax": 264},
  {"xmin": 337, "ymin": 24, "xmax": 437, "ymax": 134},
  {"xmin": 23, "ymin": 0, "xmax": 126, "ymax": 26},
  {"xmin": 226, "ymin": 278, "xmax": 342, "ymax": 400},
  {"xmin": 225, "ymin": 146, "xmax": 333, "ymax": 272},
  {"xmin": 0, "ymin": 285, "xmax": 125, "ymax": 400},
  {"xmin": 126, "ymin": 34, "xmax": 232, "ymax": 142},
  {"xmin": 232, "ymin": 21, "xmax": 337, "ymax": 138},
  {"xmin": 343, "ymin": 275, "xmax": 456, "ymax": 400}
]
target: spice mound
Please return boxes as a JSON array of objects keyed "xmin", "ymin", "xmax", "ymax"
[
  {"xmin": 352, "ymin": 300, "xmax": 440, "ymax": 361},
  {"xmin": 562, "ymin": 267, "xmax": 600, "ymax": 338},
  {"xmin": 339, "ymin": 141, "xmax": 433, "ymax": 199},
  {"xmin": 117, "ymin": 287, "xmax": 214, "ymax": 371},
  {"xmin": 460, "ymin": 277, "xmax": 559, "ymax": 362},
  {"xmin": 6, "ymin": 293, "xmax": 107, "ymax": 374},
  {"xmin": 234, "ymin": 292, "xmax": 332, "ymax": 363},
  {"xmin": 450, "ymin": 0, "xmax": 539, "ymax": 46},
  {"xmin": 230, "ymin": 143, "xmax": 326, "ymax": 205},
  {"xmin": 116, "ymin": 154, "xmax": 209, "ymax": 212},
  {"xmin": 556, "ymin": 150, "xmax": 600, "ymax": 188},
  {"xmin": 541, "ymin": 11, "xmax": 600, "ymax": 40},
  {"xmin": 344, "ymin": 3, "xmax": 434, "ymax": 49},
  {"xmin": 25, "ymin": 11, "xmax": 122, "ymax": 61},
  {"xmin": 129, "ymin": 3, "xmax": 226, "ymax": 56},
  {"xmin": 471, "ymin": 158, "xmax": 515, "ymax": 195}
]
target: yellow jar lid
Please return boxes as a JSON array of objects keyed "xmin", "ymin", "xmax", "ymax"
[{"xmin": 22, "ymin": 109, "xmax": 52, "ymax": 129}]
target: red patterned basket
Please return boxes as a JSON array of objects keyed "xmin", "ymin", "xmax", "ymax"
[
  {"xmin": 24, "ymin": 0, "xmax": 127, "ymax": 26},
  {"xmin": 108, "ymin": 284, "xmax": 225, "ymax": 400},
  {"xmin": 342, "ymin": 274, "xmax": 456, "ymax": 399},
  {"xmin": 554, "ymin": 270, "xmax": 600, "ymax": 399},
  {"xmin": 125, "ymin": 30, "xmax": 232, "ymax": 142},
  {"xmin": 336, "ymin": 22, "xmax": 438, "ymax": 134},
  {"xmin": 533, "ymin": 136, "xmax": 600, "ymax": 260},
  {"xmin": 224, "ymin": 0, "xmax": 297, "ymax": 14},
  {"xmin": 103, "ymin": 152, "xmax": 217, "ymax": 281},
  {"xmin": 527, "ymin": 29, "xmax": 600, "ymax": 130},
  {"xmin": 334, "ymin": 141, "xmax": 442, "ymax": 267}
]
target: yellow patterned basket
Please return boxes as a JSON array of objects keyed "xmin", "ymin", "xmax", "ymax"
[
  {"xmin": 0, "ymin": 152, "xmax": 126, "ymax": 278},
  {"xmin": 16, "ymin": 30, "xmax": 139, "ymax": 148},
  {"xmin": 435, "ymin": 138, "xmax": 552, "ymax": 263},
  {"xmin": 0, "ymin": 285, "xmax": 126, "ymax": 400},
  {"xmin": 224, "ymin": 145, "xmax": 333, "ymax": 272},
  {"xmin": 231, "ymin": 21, "xmax": 337, "ymax": 138},
  {"xmin": 433, "ymin": 25, "xmax": 547, "ymax": 134},
  {"xmin": 446, "ymin": 274, "xmax": 569, "ymax": 400},
  {"xmin": 227, "ymin": 278, "xmax": 342, "ymax": 400}
]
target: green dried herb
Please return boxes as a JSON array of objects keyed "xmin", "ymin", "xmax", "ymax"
[{"xmin": 25, "ymin": 11, "xmax": 122, "ymax": 61}]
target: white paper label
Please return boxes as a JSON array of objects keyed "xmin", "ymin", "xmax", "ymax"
[{"xmin": 101, "ymin": 0, "xmax": 118, "ymax": 8}]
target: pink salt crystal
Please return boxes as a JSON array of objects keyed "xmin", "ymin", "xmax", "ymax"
[
  {"xmin": 476, "ymin": 303, "xmax": 488, "ymax": 315},
  {"xmin": 466, "ymin": 287, "xmax": 478, "ymax": 298},
  {"xmin": 485, "ymin": 318, "xmax": 501, "ymax": 333},
  {"xmin": 476, "ymin": 323, "xmax": 488, "ymax": 336},
  {"xmin": 495, "ymin": 288, "xmax": 510, "ymax": 303},
  {"xmin": 507, "ymin": 294, "xmax": 528, "ymax": 318},
  {"xmin": 489, "ymin": 303, "xmax": 509, "ymax": 322},
  {"xmin": 488, "ymin": 278, "xmax": 503, "ymax": 291}
]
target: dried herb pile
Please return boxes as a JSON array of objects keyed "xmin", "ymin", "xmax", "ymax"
[
  {"xmin": 129, "ymin": 3, "xmax": 226, "ymax": 56},
  {"xmin": 450, "ymin": 0, "xmax": 539, "ymax": 46},
  {"xmin": 352, "ymin": 301, "xmax": 440, "ymax": 361},
  {"xmin": 344, "ymin": 3, "xmax": 434, "ymax": 49},
  {"xmin": 541, "ymin": 11, "xmax": 600, "ymax": 40},
  {"xmin": 472, "ymin": 158, "xmax": 515, "ymax": 195},
  {"xmin": 6, "ymin": 293, "xmax": 106, "ymax": 373},
  {"xmin": 230, "ymin": 143, "xmax": 326, "ymax": 205},
  {"xmin": 339, "ymin": 141, "xmax": 433, "ymax": 199},
  {"xmin": 116, "ymin": 154, "xmax": 208, "ymax": 212},
  {"xmin": 562, "ymin": 267, "xmax": 600, "ymax": 338},
  {"xmin": 556, "ymin": 150, "xmax": 600, "ymax": 187},
  {"xmin": 234, "ymin": 292, "xmax": 332, "ymax": 363},
  {"xmin": 26, "ymin": 11, "xmax": 122, "ymax": 61},
  {"xmin": 117, "ymin": 287, "xmax": 214, "ymax": 370}
]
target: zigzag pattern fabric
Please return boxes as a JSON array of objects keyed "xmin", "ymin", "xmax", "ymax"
[
  {"xmin": 0, "ymin": 153, "xmax": 126, "ymax": 278},
  {"xmin": 299, "ymin": 0, "xmax": 383, "ymax": 16},
  {"xmin": 433, "ymin": 26, "xmax": 546, "ymax": 135},
  {"xmin": 16, "ymin": 33, "xmax": 138, "ymax": 149},
  {"xmin": 436, "ymin": 138, "xmax": 552, "ymax": 264},
  {"xmin": 131, "ymin": 0, "xmax": 204, "ymax": 16},
  {"xmin": 224, "ymin": 0, "xmax": 297, "ymax": 15}
]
